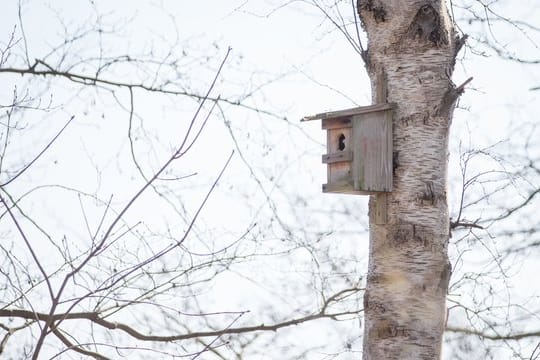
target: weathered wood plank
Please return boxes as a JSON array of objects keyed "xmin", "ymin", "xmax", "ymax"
[
  {"xmin": 327, "ymin": 161, "xmax": 351, "ymax": 186},
  {"xmin": 302, "ymin": 102, "xmax": 396, "ymax": 122},
  {"xmin": 323, "ymin": 182, "xmax": 377, "ymax": 195},
  {"xmin": 321, "ymin": 117, "xmax": 352, "ymax": 130},
  {"xmin": 372, "ymin": 70, "xmax": 391, "ymax": 223},
  {"xmin": 374, "ymin": 193, "xmax": 388, "ymax": 224},
  {"xmin": 376, "ymin": 70, "xmax": 388, "ymax": 103},
  {"xmin": 352, "ymin": 110, "xmax": 393, "ymax": 192},
  {"xmin": 327, "ymin": 128, "xmax": 352, "ymax": 154},
  {"xmin": 322, "ymin": 151, "xmax": 353, "ymax": 164}
]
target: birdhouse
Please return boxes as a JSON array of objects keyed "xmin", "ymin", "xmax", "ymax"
[{"xmin": 302, "ymin": 103, "xmax": 395, "ymax": 195}]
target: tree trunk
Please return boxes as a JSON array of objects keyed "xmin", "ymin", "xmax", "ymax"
[{"xmin": 359, "ymin": 1, "xmax": 461, "ymax": 359}]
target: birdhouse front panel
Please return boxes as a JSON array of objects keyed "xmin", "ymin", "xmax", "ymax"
[{"xmin": 322, "ymin": 119, "xmax": 353, "ymax": 193}]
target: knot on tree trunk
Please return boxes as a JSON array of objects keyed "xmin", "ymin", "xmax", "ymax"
[
  {"xmin": 357, "ymin": 0, "xmax": 387, "ymax": 23},
  {"xmin": 407, "ymin": 5, "xmax": 448, "ymax": 45}
]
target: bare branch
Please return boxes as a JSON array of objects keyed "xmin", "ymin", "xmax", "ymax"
[
  {"xmin": 0, "ymin": 287, "xmax": 363, "ymax": 342},
  {"xmin": 446, "ymin": 326, "xmax": 540, "ymax": 341},
  {"xmin": 51, "ymin": 328, "xmax": 109, "ymax": 360},
  {"xmin": 0, "ymin": 194, "xmax": 54, "ymax": 300},
  {"xmin": 0, "ymin": 59, "xmax": 286, "ymax": 120}
]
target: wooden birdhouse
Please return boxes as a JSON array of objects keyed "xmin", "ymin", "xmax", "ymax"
[{"xmin": 302, "ymin": 103, "xmax": 395, "ymax": 195}]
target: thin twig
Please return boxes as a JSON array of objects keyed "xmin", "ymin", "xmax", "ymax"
[
  {"xmin": 0, "ymin": 194, "xmax": 54, "ymax": 301},
  {"xmin": 0, "ymin": 116, "xmax": 75, "ymax": 187},
  {"xmin": 446, "ymin": 326, "xmax": 540, "ymax": 341}
]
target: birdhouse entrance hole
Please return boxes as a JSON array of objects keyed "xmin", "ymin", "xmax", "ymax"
[{"xmin": 338, "ymin": 133, "xmax": 346, "ymax": 151}]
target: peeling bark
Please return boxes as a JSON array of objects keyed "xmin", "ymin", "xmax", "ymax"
[{"xmin": 359, "ymin": 1, "xmax": 462, "ymax": 359}]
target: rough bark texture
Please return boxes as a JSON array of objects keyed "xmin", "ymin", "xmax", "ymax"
[{"xmin": 358, "ymin": 1, "xmax": 460, "ymax": 359}]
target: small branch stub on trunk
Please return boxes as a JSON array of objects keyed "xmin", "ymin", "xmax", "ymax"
[{"xmin": 302, "ymin": 103, "xmax": 395, "ymax": 195}]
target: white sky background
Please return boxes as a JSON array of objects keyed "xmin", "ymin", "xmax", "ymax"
[{"xmin": 1, "ymin": 0, "xmax": 540, "ymax": 359}]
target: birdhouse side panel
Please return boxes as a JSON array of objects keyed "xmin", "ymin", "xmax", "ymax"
[{"xmin": 352, "ymin": 112, "xmax": 393, "ymax": 192}]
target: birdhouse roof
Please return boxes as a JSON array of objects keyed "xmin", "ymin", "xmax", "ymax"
[{"xmin": 301, "ymin": 102, "xmax": 396, "ymax": 121}]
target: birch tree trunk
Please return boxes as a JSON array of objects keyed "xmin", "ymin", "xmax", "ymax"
[{"xmin": 358, "ymin": 1, "xmax": 463, "ymax": 359}]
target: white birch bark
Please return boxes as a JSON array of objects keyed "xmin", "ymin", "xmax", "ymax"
[{"xmin": 358, "ymin": 1, "xmax": 463, "ymax": 358}]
